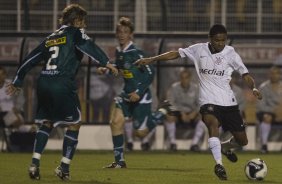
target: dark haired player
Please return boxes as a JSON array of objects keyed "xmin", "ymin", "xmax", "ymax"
[
  {"xmin": 135, "ymin": 24, "xmax": 262, "ymax": 180},
  {"xmin": 6, "ymin": 4, "xmax": 117, "ymax": 181}
]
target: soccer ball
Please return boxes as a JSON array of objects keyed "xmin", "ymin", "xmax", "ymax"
[{"xmin": 245, "ymin": 158, "xmax": 267, "ymax": 180}]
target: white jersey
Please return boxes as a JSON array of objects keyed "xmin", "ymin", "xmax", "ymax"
[{"xmin": 178, "ymin": 42, "xmax": 248, "ymax": 107}]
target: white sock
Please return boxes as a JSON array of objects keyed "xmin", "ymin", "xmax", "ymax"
[
  {"xmin": 191, "ymin": 120, "xmax": 205, "ymax": 145},
  {"xmin": 221, "ymin": 136, "xmax": 240, "ymax": 152},
  {"xmin": 124, "ymin": 121, "xmax": 133, "ymax": 143},
  {"xmin": 260, "ymin": 122, "xmax": 271, "ymax": 145},
  {"xmin": 142, "ymin": 128, "xmax": 156, "ymax": 143},
  {"xmin": 208, "ymin": 137, "xmax": 222, "ymax": 165},
  {"xmin": 165, "ymin": 121, "xmax": 176, "ymax": 144}
]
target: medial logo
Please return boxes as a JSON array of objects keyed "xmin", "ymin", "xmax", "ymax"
[{"xmin": 199, "ymin": 68, "xmax": 224, "ymax": 76}]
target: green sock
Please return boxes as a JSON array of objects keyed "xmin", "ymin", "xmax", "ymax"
[
  {"xmin": 112, "ymin": 134, "xmax": 125, "ymax": 163},
  {"xmin": 61, "ymin": 130, "xmax": 79, "ymax": 172},
  {"xmin": 32, "ymin": 125, "xmax": 52, "ymax": 167}
]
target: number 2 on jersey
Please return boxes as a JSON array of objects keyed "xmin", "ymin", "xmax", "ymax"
[{"xmin": 46, "ymin": 46, "xmax": 59, "ymax": 70}]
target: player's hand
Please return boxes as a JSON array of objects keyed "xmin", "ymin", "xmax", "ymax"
[
  {"xmin": 134, "ymin": 58, "xmax": 154, "ymax": 66},
  {"xmin": 252, "ymin": 88, "xmax": 262, "ymax": 100},
  {"xmin": 128, "ymin": 92, "xmax": 140, "ymax": 102},
  {"xmin": 97, "ymin": 67, "xmax": 108, "ymax": 75},
  {"xmin": 106, "ymin": 63, "xmax": 118, "ymax": 76},
  {"xmin": 5, "ymin": 83, "xmax": 22, "ymax": 96}
]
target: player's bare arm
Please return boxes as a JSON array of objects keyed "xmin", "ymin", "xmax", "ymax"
[
  {"xmin": 106, "ymin": 63, "xmax": 118, "ymax": 76},
  {"xmin": 128, "ymin": 91, "xmax": 140, "ymax": 102},
  {"xmin": 96, "ymin": 67, "xmax": 108, "ymax": 75},
  {"xmin": 242, "ymin": 73, "xmax": 262, "ymax": 100},
  {"xmin": 5, "ymin": 83, "xmax": 22, "ymax": 96},
  {"xmin": 134, "ymin": 51, "xmax": 180, "ymax": 66}
]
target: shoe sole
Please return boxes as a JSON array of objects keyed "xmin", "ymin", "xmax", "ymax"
[
  {"xmin": 216, "ymin": 174, "xmax": 227, "ymax": 180},
  {"xmin": 29, "ymin": 174, "xmax": 40, "ymax": 180}
]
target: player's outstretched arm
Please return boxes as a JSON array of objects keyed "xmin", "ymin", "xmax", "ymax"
[
  {"xmin": 242, "ymin": 74, "xmax": 262, "ymax": 100},
  {"xmin": 134, "ymin": 51, "xmax": 180, "ymax": 66}
]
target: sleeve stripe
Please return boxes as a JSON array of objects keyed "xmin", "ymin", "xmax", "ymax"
[
  {"xmin": 13, "ymin": 52, "xmax": 42, "ymax": 84},
  {"xmin": 75, "ymin": 46, "xmax": 108, "ymax": 65}
]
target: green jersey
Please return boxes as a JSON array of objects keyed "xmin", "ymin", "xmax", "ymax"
[
  {"xmin": 12, "ymin": 25, "xmax": 110, "ymax": 125},
  {"xmin": 13, "ymin": 25, "xmax": 109, "ymax": 87},
  {"xmin": 115, "ymin": 42, "xmax": 155, "ymax": 100},
  {"xmin": 114, "ymin": 42, "xmax": 156, "ymax": 130}
]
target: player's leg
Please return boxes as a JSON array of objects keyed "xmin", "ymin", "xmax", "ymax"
[
  {"xmin": 203, "ymin": 113, "xmax": 227, "ymax": 180},
  {"xmin": 29, "ymin": 121, "xmax": 53, "ymax": 180},
  {"xmin": 137, "ymin": 101, "xmax": 178, "ymax": 137},
  {"xmin": 223, "ymin": 131, "xmax": 247, "ymax": 150},
  {"xmin": 29, "ymin": 77, "xmax": 55, "ymax": 179},
  {"xmin": 135, "ymin": 100, "xmax": 179, "ymax": 138},
  {"xmin": 221, "ymin": 106, "xmax": 247, "ymax": 163},
  {"xmin": 258, "ymin": 112, "xmax": 273, "ymax": 153},
  {"xmin": 200, "ymin": 104, "xmax": 227, "ymax": 180},
  {"xmin": 104, "ymin": 100, "xmax": 127, "ymax": 168},
  {"xmin": 141, "ymin": 128, "xmax": 156, "ymax": 151},
  {"xmin": 132, "ymin": 103, "xmax": 153, "ymax": 138},
  {"xmin": 124, "ymin": 118, "xmax": 134, "ymax": 151},
  {"xmin": 164, "ymin": 114, "xmax": 177, "ymax": 151},
  {"xmin": 133, "ymin": 103, "xmax": 156, "ymax": 138},
  {"xmin": 49, "ymin": 80, "xmax": 83, "ymax": 179},
  {"xmin": 190, "ymin": 120, "xmax": 206, "ymax": 152},
  {"xmin": 55, "ymin": 122, "xmax": 82, "ymax": 180},
  {"xmin": 202, "ymin": 114, "xmax": 222, "ymax": 164}
]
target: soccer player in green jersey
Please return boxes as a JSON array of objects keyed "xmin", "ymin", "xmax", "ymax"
[
  {"xmin": 6, "ymin": 4, "xmax": 117, "ymax": 181},
  {"xmin": 99, "ymin": 17, "xmax": 175, "ymax": 168}
]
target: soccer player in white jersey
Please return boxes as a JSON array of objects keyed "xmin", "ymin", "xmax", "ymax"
[{"xmin": 135, "ymin": 24, "xmax": 262, "ymax": 180}]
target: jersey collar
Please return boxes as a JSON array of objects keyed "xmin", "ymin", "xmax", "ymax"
[{"xmin": 117, "ymin": 41, "xmax": 133, "ymax": 52}]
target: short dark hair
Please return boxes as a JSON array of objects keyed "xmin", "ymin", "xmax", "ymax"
[
  {"xmin": 59, "ymin": 4, "xmax": 87, "ymax": 26},
  {"xmin": 116, "ymin": 17, "xmax": 134, "ymax": 33},
  {"xmin": 209, "ymin": 24, "xmax": 227, "ymax": 37}
]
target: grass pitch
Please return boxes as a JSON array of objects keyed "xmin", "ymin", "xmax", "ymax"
[{"xmin": 0, "ymin": 150, "xmax": 281, "ymax": 184}]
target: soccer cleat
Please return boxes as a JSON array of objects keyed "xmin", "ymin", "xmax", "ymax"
[
  {"xmin": 158, "ymin": 100, "xmax": 179, "ymax": 116},
  {"xmin": 54, "ymin": 166, "xmax": 70, "ymax": 181},
  {"xmin": 261, "ymin": 145, "xmax": 268, "ymax": 154},
  {"xmin": 190, "ymin": 144, "xmax": 200, "ymax": 152},
  {"xmin": 214, "ymin": 164, "xmax": 227, "ymax": 180},
  {"xmin": 126, "ymin": 142, "xmax": 134, "ymax": 151},
  {"xmin": 141, "ymin": 142, "xmax": 151, "ymax": 151},
  {"xmin": 103, "ymin": 162, "xmax": 127, "ymax": 169},
  {"xmin": 222, "ymin": 150, "xmax": 238, "ymax": 162},
  {"xmin": 28, "ymin": 164, "xmax": 40, "ymax": 180},
  {"xmin": 170, "ymin": 143, "xmax": 177, "ymax": 151}
]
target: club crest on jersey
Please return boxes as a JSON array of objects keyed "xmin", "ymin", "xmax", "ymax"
[
  {"xmin": 199, "ymin": 68, "xmax": 225, "ymax": 76},
  {"xmin": 215, "ymin": 57, "xmax": 223, "ymax": 65},
  {"xmin": 124, "ymin": 63, "xmax": 131, "ymax": 69}
]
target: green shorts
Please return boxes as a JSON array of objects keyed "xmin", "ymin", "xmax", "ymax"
[
  {"xmin": 35, "ymin": 76, "xmax": 81, "ymax": 127},
  {"xmin": 115, "ymin": 96, "xmax": 152, "ymax": 130}
]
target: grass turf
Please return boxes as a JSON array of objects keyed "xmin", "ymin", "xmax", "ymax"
[{"xmin": 0, "ymin": 150, "xmax": 281, "ymax": 184}]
